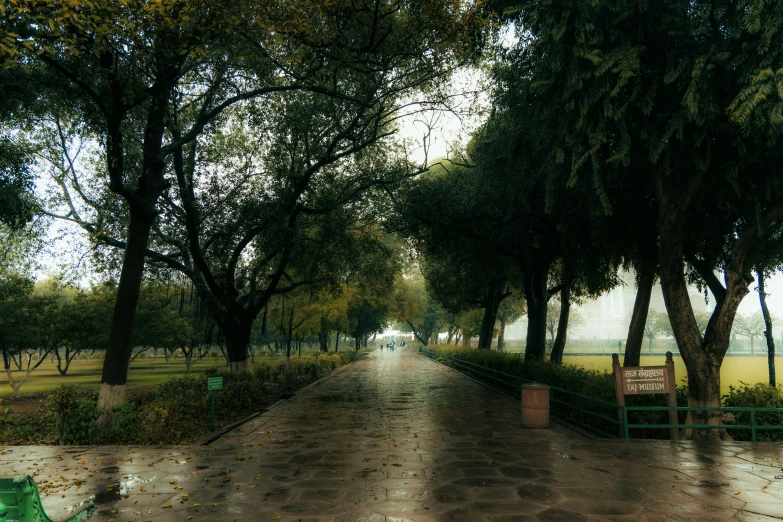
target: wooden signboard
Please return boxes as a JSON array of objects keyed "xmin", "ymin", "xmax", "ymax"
[
  {"xmin": 620, "ymin": 366, "xmax": 669, "ymax": 395},
  {"xmin": 612, "ymin": 352, "xmax": 678, "ymax": 440}
]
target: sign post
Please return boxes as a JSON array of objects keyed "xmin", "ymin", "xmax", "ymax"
[
  {"xmin": 207, "ymin": 377, "xmax": 223, "ymax": 432},
  {"xmin": 612, "ymin": 352, "xmax": 678, "ymax": 440}
]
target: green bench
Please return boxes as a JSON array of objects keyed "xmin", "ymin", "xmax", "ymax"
[{"xmin": 0, "ymin": 475, "xmax": 93, "ymax": 522}]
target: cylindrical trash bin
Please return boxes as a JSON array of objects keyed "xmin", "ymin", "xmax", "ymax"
[{"xmin": 521, "ymin": 383, "xmax": 550, "ymax": 428}]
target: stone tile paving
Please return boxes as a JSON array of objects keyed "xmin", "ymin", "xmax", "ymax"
[{"xmin": 2, "ymin": 350, "xmax": 783, "ymax": 521}]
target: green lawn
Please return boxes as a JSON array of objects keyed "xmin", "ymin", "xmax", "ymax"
[
  {"xmin": 4, "ymin": 350, "xmax": 779, "ymax": 397},
  {"xmin": 559, "ymin": 354, "xmax": 782, "ymax": 394},
  {"xmin": 0, "ymin": 353, "xmax": 279, "ymax": 396}
]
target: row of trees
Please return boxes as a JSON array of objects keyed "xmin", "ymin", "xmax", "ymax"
[
  {"xmin": 643, "ymin": 309, "xmax": 777, "ymax": 356},
  {"xmin": 0, "ymin": 0, "xmax": 489, "ymax": 417},
  {"xmin": 4, "ymin": 0, "xmax": 782, "ymax": 438},
  {"xmin": 390, "ymin": 0, "xmax": 783, "ymax": 437},
  {"xmin": 0, "ymin": 253, "xmax": 408, "ymax": 398}
]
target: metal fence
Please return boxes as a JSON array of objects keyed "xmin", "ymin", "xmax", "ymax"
[
  {"xmin": 420, "ymin": 349, "xmax": 623, "ymax": 438},
  {"xmin": 420, "ymin": 349, "xmax": 783, "ymax": 441}
]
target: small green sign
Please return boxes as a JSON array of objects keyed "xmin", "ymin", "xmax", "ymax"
[{"xmin": 207, "ymin": 377, "xmax": 223, "ymax": 391}]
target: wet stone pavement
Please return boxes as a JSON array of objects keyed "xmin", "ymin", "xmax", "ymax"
[{"xmin": 2, "ymin": 351, "xmax": 783, "ymax": 521}]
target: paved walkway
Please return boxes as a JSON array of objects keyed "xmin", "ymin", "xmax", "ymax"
[{"xmin": 2, "ymin": 351, "xmax": 783, "ymax": 521}]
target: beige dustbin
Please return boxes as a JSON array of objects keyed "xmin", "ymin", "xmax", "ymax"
[{"xmin": 521, "ymin": 383, "xmax": 550, "ymax": 428}]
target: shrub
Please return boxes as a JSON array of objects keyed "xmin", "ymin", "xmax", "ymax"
[
  {"xmin": 144, "ymin": 375, "xmax": 210, "ymax": 443},
  {"xmin": 45, "ymin": 385, "xmax": 100, "ymax": 445},
  {"xmin": 0, "ymin": 408, "xmax": 13, "ymax": 440},
  {"xmin": 0, "ymin": 349, "xmax": 360, "ymax": 446},
  {"xmin": 722, "ymin": 382, "xmax": 783, "ymax": 441},
  {"xmin": 111, "ymin": 402, "xmax": 144, "ymax": 445}
]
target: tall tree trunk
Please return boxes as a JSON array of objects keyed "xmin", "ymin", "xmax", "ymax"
[
  {"xmin": 657, "ymin": 173, "xmax": 747, "ymax": 439},
  {"xmin": 497, "ymin": 317, "xmax": 506, "ymax": 351},
  {"xmin": 750, "ymin": 336, "xmax": 755, "ymax": 356},
  {"xmin": 478, "ymin": 278, "xmax": 506, "ymax": 349},
  {"xmin": 98, "ymin": 210, "xmax": 154, "ymax": 411},
  {"xmin": 319, "ymin": 318, "xmax": 329, "ymax": 352},
  {"xmin": 355, "ymin": 337, "xmax": 360, "ymax": 351},
  {"xmin": 221, "ymin": 312, "xmax": 253, "ymax": 373},
  {"xmin": 461, "ymin": 334, "xmax": 470, "ymax": 346},
  {"xmin": 624, "ymin": 255, "xmax": 656, "ymax": 367},
  {"xmin": 98, "ymin": 77, "xmax": 173, "ymax": 416},
  {"xmin": 524, "ymin": 266, "xmax": 549, "ymax": 360},
  {"xmin": 335, "ymin": 331, "xmax": 340, "ymax": 352},
  {"xmin": 759, "ymin": 271, "xmax": 776, "ymax": 387},
  {"xmin": 550, "ymin": 282, "xmax": 571, "ymax": 364},
  {"xmin": 658, "ymin": 184, "xmax": 720, "ymax": 438}
]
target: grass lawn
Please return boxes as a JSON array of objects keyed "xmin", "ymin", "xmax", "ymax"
[
  {"xmin": 4, "ymin": 349, "xmax": 779, "ymax": 398},
  {"xmin": 560, "ymin": 353, "xmax": 783, "ymax": 394},
  {"xmin": 0, "ymin": 353, "xmax": 284, "ymax": 397}
]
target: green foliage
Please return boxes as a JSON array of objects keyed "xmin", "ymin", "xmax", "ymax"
[
  {"xmin": 103, "ymin": 352, "xmax": 357, "ymax": 445},
  {"xmin": 0, "ymin": 352, "xmax": 359, "ymax": 445},
  {"xmin": 110, "ymin": 402, "xmax": 144, "ymax": 445},
  {"xmin": 644, "ymin": 310, "xmax": 671, "ymax": 348},
  {"xmin": 0, "ymin": 136, "xmax": 36, "ymax": 229},
  {"xmin": 722, "ymin": 383, "xmax": 783, "ymax": 441},
  {"xmin": 45, "ymin": 385, "xmax": 100, "ymax": 445},
  {"xmin": 0, "ymin": 408, "xmax": 13, "ymax": 440},
  {"xmin": 395, "ymin": 271, "xmax": 448, "ymax": 345},
  {"xmin": 732, "ymin": 312, "xmax": 768, "ymax": 349},
  {"xmin": 458, "ymin": 309, "xmax": 484, "ymax": 340}
]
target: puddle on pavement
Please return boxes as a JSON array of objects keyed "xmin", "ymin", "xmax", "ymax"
[
  {"xmin": 213, "ymin": 491, "xmax": 245, "ymax": 502},
  {"xmin": 99, "ymin": 466, "xmax": 120, "ymax": 474},
  {"xmin": 93, "ymin": 475, "xmax": 155, "ymax": 504},
  {"xmin": 196, "ymin": 465, "xmax": 209, "ymax": 470},
  {"xmin": 93, "ymin": 482, "xmax": 126, "ymax": 504},
  {"xmin": 692, "ymin": 480, "xmax": 729, "ymax": 489}
]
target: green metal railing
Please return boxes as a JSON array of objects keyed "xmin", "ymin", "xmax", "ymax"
[
  {"xmin": 623, "ymin": 406, "xmax": 783, "ymax": 441},
  {"xmin": 420, "ymin": 349, "xmax": 623, "ymax": 438},
  {"xmin": 420, "ymin": 349, "xmax": 783, "ymax": 441}
]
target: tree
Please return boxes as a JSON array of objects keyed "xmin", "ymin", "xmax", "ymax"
[
  {"xmin": 268, "ymin": 290, "xmax": 312, "ymax": 361},
  {"xmin": 733, "ymin": 313, "xmax": 767, "ymax": 356},
  {"xmin": 501, "ymin": 0, "xmax": 783, "ymax": 436},
  {"xmin": 5, "ymin": 0, "xmax": 325, "ymax": 410},
  {"xmin": 131, "ymin": 281, "xmax": 192, "ymax": 364},
  {"xmin": 545, "ymin": 301, "xmax": 560, "ymax": 350},
  {"xmin": 458, "ymin": 309, "xmax": 484, "ymax": 347},
  {"xmin": 757, "ymin": 271, "xmax": 777, "ymax": 387},
  {"xmin": 453, "ymin": 89, "xmax": 623, "ymax": 361},
  {"xmin": 543, "ymin": 298, "xmax": 584, "ymax": 362},
  {"xmin": 0, "ymin": 65, "xmax": 44, "ymax": 234},
  {"xmin": 396, "ymin": 272, "xmax": 446, "ymax": 347},
  {"xmin": 496, "ymin": 293, "xmax": 525, "ymax": 350},
  {"xmin": 0, "ymin": 136, "xmax": 36, "ymax": 230},
  {"xmin": 33, "ymin": 1, "xmax": 487, "ymax": 400},
  {"xmin": 643, "ymin": 310, "xmax": 670, "ymax": 353},
  {"xmin": 64, "ymin": 283, "xmax": 115, "ymax": 370},
  {"xmin": 0, "ymin": 275, "xmax": 68, "ymax": 396},
  {"xmin": 394, "ymin": 159, "xmax": 552, "ymax": 352}
]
